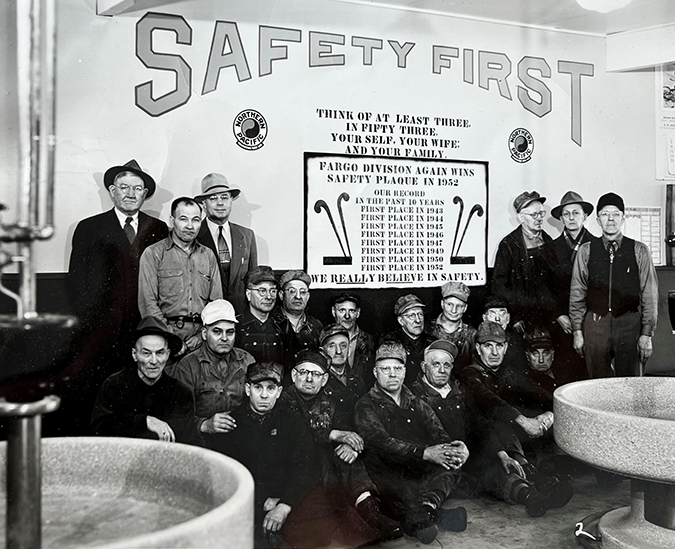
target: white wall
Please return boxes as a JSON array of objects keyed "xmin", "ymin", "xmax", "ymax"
[{"xmin": 0, "ymin": 0, "xmax": 662, "ymax": 273}]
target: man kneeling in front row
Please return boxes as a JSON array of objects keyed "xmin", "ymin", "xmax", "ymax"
[{"xmin": 355, "ymin": 341, "xmax": 473, "ymax": 545}]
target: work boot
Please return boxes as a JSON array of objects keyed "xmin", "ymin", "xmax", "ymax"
[
  {"xmin": 436, "ymin": 506, "xmax": 468, "ymax": 531},
  {"xmin": 355, "ymin": 497, "xmax": 403, "ymax": 542},
  {"xmin": 524, "ymin": 476, "xmax": 574, "ymax": 517},
  {"xmin": 403, "ymin": 505, "xmax": 438, "ymax": 545}
]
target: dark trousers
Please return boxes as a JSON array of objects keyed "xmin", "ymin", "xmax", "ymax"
[{"xmin": 583, "ymin": 310, "xmax": 641, "ymax": 378}]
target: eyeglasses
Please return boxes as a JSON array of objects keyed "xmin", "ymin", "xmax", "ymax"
[
  {"xmin": 402, "ymin": 312, "xmax": 424, "ymax": 321},
  {"xmin": 285, "ymin": 287, "xmax": 309, "ymax": 298},
  {"xmin": 521, "ymin": 211, "xmax": 546, "ymax": 220},
  {"xmin": 599, "ymin": 211, "xmax": 622, "ymax": 220},
  {"xmin": 207, "ymin": 194, "xmax": 232, "ymax": 203},
  {"xmin": 377, "ymin": 365, "xmax": 405, "ymax": 374},
  {"xmin": 249, "ymin": 287, "xmax": 278, "ymax": 297},
  {"xmin": 114, "ymin": 184, "xmax": 145, "ymax": 194},
  {"xmin": 295, "ymin": 369, "xmax": 325, "ymax": 379}
]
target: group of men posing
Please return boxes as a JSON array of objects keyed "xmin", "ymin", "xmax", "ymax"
[{"xmin": 67, "ymin": 160, "xmax": 658, "ymax": 547}]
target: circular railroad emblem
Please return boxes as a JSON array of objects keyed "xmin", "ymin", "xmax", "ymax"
[
  {"xmin": 233, "ymin": 109, "xmax": 268, "ymax": 150},
  {"xmin": 508, "ymin": 128, "xmax": 534, "ymax": 163}
]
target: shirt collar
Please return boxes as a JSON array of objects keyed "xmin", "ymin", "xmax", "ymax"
[
  {"xmin": 113, "ymin": 208, "xmax": 139, "ymax": 226},
  {"xmin": 601, "ymin": 233, "xmax": 623, "ymax": 250}
]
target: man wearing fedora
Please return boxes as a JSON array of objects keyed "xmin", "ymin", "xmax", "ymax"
[
  {"xmin": 66, "ymin": 160, "xmax": 168, "ymax": 434},
  {"xmin": 90, "ymin": 317, "xmax": 201, "ymax": 445},
  {"xmin": 492, "ymin": 191, "xmax": 559, "ymax": 333},
  {"xmin": 195, "ymin": 173, "xmax": 258, "ymax": 314},
  {"xmin": 570, "ymin": 192, "xmax": 658, "ymax": 378}
]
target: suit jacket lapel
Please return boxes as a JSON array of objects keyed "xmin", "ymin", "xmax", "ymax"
[{"xmin": 229, "ymin": 224, "xmax": 246, "ymax": 285}]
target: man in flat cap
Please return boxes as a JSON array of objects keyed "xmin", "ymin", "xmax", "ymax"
[
  {"xmin": 91, "ymin": 317, "xmax": 200, "ymax": 445},
  {"xmin": 429, "ymin": 282, "xmax": 477, "ymax": 370},
  {"xmin": 67, "ymin": 159, "xmax": 168, "ymax": 433},
  {"xmin": 570, "ymin": 192, "xmax": 658, "ymax": 378},
  {"xmin": 139, "ymin": 197, "xmax": 222, "ymax": 355},
  {"xmin": 273, "ymin": 269, "xmax": 324, "ymax": 361},
  {"xmin": 380, "ymin": 294, "xmax": 434, "ymax": 385},
  {"xmin": 236, "ymin": 266, "xmax": 286, "ymax": 366},
  {"xmin": 331, "ymin": 292, "xmax": 375, "ymax": 386},
  {"xmin": 166, "ymin": 299, "xmax": 255, "ymax": 445},
  {"xmin": 213, "ymin": 361, "xmax": 320, "ymax": 548},
  {"xmin": 355, "ymin": 341, "xmax": 471, "ymax": 544},
  {"xmin": 492, "ymin": 191, "xmax": 559, "ymax": 333},
  {"xmin": 280, "ymin": 350, "xmax": 402, "ymax": 545},
  {"xmin": 195, "ymin": 173, "xmax": 258, "ymax": 314}
]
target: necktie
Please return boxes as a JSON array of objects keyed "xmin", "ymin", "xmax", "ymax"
[
  {"xmin": 218, "ymin": 226, "xmax": 231, "ymax": 285},
  {"xmin": 609, "ymin": 241, "xmax": 617, "ymax": 263},
  {"xmin": 124, "ymin": 217, "xmax": 135, "ymax": 244}
]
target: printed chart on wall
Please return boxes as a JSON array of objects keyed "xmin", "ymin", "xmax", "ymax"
[{"xmin": 304, "ymin": 152, "xmax": 488, "ymax": 289}]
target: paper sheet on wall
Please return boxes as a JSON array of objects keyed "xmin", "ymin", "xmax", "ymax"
[
  {"xmin": 624, "ymin": 207, "xmax": 662, "ymax": 266},
  {"xmin": 656, "ymin": 64, "xmax": 675, "ymax": 180}
]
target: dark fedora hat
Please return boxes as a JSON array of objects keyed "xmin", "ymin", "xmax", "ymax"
[
  {"xmin": 132, "ymin": 317, "xmax": 183, "ymax": 356},
  {"xmin": 551, "ymin": 191, "xmax": 594, "ymax": 220},
  {"xmin": 104, "ymin": 159, "xmax": 156, "ymax": 198}
]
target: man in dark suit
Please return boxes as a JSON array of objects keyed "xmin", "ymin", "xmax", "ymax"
[
  {"xmin": 65, "ymin": 160, "xmax": 168, "ymax": 434},
  {"xmin": 194, "ymin": 173, "xmax": 258, "ymax": 314}
]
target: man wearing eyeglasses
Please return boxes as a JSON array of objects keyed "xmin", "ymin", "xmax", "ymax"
[
  {"xmin": 570, "ymin": 192, "xmax": 658, "ymax": 378},
  {"xmin": 236, "ymin": 265, "xmax": 287, "ymax": 367},
  {"xmin": 195, "ymin": 173, "xmax": 258, "ymax": 314},
  {"xmin": 355, "ymin": 341, "xmax": 471, "ymax": 544},
  {"xmin": 67, "ymin": 160, "xmax": 168, "ymax": 434},
  {"xmin": 273, "ymin": 270, "xmax": 324, "ymax": 361},
  {"xmin": 280, "ymin": 350, "xmax": 403, "ymax": 545},
  {"xmin": 380, "ymin": 294, "xmax": 434, "ymax": 385},
  {"xmin": 166, "ymin": 299, "xmax": 255, "ymax": 446},
  {"xmin": 492, "ymin": 191, "xmax": 559, "ymax": 333}
]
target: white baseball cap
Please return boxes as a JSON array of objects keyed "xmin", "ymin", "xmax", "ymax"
[{"xmin": 201, "ymin": 299, "xmax": 238, "ymax": 325}]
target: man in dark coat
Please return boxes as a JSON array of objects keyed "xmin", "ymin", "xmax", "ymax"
[
  {"xmin": 194, "ymin": 173, "xmax": 258, "ymax": 314},
  {"xmin": 91, "ymin": 317, "xmax": 200, "ymax": 446},
  {"xmin": 66, "ymin": 160, "xmax": 168, "ymax": 434},
  {"xmin": 355, "ymin": 341, "xmax": 471, "ymax": 544}
]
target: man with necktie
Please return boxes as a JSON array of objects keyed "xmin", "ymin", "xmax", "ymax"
[{"xmin": 195, "ymin": 173, "xmax": 258, "ymax": 314}]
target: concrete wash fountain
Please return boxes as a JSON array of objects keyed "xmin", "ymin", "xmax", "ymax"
[
  {"xmin": 555, "ymin": 377, "xmax": 675, "ymax": 549},
  {"xmin": 0, "ymin": 437, "xmax": 254, "ymax": 549}
]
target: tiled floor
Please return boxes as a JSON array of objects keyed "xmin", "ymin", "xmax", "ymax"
[{"xmin": 370, "ymin": 466, "xmax": 631, "ymax": 549}]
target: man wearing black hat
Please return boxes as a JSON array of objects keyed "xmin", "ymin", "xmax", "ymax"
[
  {"xmin": 492, "ymin": 191, "xmax": 559, "ymax": 332},
  {"xmin": 280, "ymin": 350, "xmax": 402, "ymax": 545},
  {"xmin": 195, "ymin": 173, "xmax": 258, "ymax": 314},
  {"xmin": 380, "ymin": 294, "xmax": 434, "ymax": 385},
  {"xmin": 331, "ymin": 292, "xmax": 375, "ymax": 384},
  {"xmin": 91, "ymin": 317, "xmax": 200, "ymax": 445},
  {"xmin": 212, "ymin": 361, "xmax": 320, "ymax": 548},
  {"xmin": 570, "ymin": 192, "xmax": 658, "ymax": 378},
  {"xmin": 66, "ymin": 160, "xmax": 168, "ymax": 434}
]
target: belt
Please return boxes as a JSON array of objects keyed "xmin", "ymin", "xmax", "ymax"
[{"xmin": 166, "ymin": 315, "xmax": 202, "ymax": 329}]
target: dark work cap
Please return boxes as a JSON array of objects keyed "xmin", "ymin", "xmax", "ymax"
[
  {"xmin": 133, "ymin": 317, "xmax": 182, "ymax": 356},
  {"xmin": 104, "ymin": 159, "xmax": 156, "ymax": 198},
  {"xmin": 424, "ymin": 340, "xmax": 458, "ymax": 360},
  {"xmin": 295, "ymin": 349, "xmax": 329, "ymax": 372},
  {"xmin": 319, "ymin": 323, "xmax": 349, "ymax": 346},
  {"xmin": 513, "ymin": 191, "xmax": 546, "ymax": 213},
  {"xmin": 596, "ymin": 192, "xmax": 625, "ymax": 214},
  {"xmin": 476, "ymin": 321, "xmax": 507, "ymax": 344},
  {"xmin": 246, "ymin": 362, "xmax": 283, "ymax": 385},
  {"xmin": 551, "ymin": 191, "xmax": 593, "ymax": 220},
  {"xmin": 245, "ymin": 265, "xmax": 277, "ymax": 287},
  {"xmin": 483, "ymin": 295, "xmax": 510, "ymax": 313},
  {"xmin": 331, "ymin": 292, "xmax": 361, "ymax": 308},
  {"xmin": 375, "ymin": 341, "xmax": 407, "ymax": 364},
  {"xmin": 279, "ymin": 269, "xmax": 311, "ymax": 288},
  {"xmin": 394, "ymin": 294, "xmax": 425, "ymax": 316},
  {"xmin": 523, "ymin": 327, "xmax": 554, "ymax": 351}
]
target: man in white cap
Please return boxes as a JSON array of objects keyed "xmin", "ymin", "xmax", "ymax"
[
  {"xmin": 429, "ymin": 282, "xmax": 477, "ymax": 370},
  {"xmin": 195, "ymin": 173, "xmax": 258, "ymax": 314},
  {"xmin": 166, "ymin": 299, "xmax": 255, "ymax": 443}
]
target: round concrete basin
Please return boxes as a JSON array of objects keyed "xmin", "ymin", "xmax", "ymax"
[
  {"xmin": 554, "ymin": 377, "xmax": 675, "ymax": 482},
  {"xmin": 0, "ymin": 437, "xmax": 254, "ymax": 548}
]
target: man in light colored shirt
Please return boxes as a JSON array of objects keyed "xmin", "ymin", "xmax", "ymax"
[
  {"xmin": 570, "ymin": 192, "xmax": 658, "ymax": 378},
  {"xmin": 195, "ymin": 173, "xmax": 258, "ymax": 314},
  {"xmin": 139, "ymin": 197, "xmax": 222, "ymax": 355}
]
